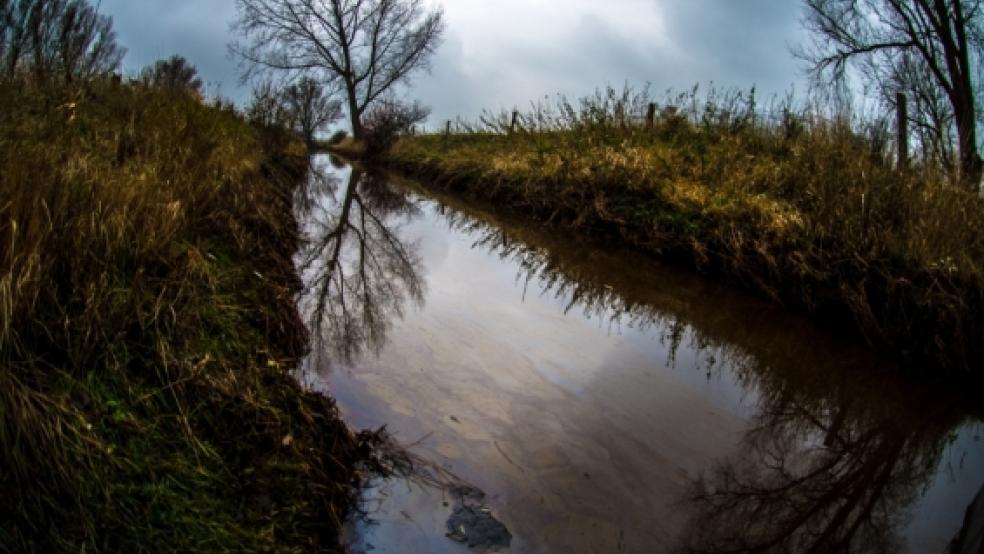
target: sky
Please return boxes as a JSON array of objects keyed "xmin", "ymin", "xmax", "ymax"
[{"xmin": 99, "ymin": 0, "xmax": 810, "ymax": 129}]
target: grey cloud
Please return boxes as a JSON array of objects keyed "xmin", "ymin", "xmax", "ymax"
[
  {"xmin": 99, "ymin": 1, "xmax": 809, "ymax": 130},
  {"xmin": 409, "ymin": 1, "xmax": 808, "ymax": 125},
  {"xmin": 101, "ymin": 0, "xmax": 245, "ymax": 101},
  {"xmin": 657, "ymin": 1, "xmax": 808, "ymax": 95}
]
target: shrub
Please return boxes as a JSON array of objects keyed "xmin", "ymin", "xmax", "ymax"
[
  {"xmin": 138, "ymin": 55, "xmax": 203, "ymax": 96},
  {"xmin": 362, "ymin": 99, "xmax": 429, "ymax": 157},
  {"xmin": 327, "ymin": 129, "xmax": 348, "ymax": 145}
]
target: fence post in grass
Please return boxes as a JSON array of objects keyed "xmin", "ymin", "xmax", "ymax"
[
  {"xmin": 896, "ymin": 92, "xmax": 908, "ymax": 170},
  {"xmin": 646, "ymin": 102, "xmax": 656, "ymax": 129},
  {"xmin": 445, "ymin": 120, "xmax": 452, "ymax": 136},
  {"xmin": 510, "ymin": 110, "xmax": 519, "ymax": 134}
]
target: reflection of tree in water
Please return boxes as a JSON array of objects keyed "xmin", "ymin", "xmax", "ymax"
[
  {"xmin": 442, "ymin": 206, "xmax": 750, "ymax": 378},
  {"xmin": 678, "ymin": 370, "xmax": 964, "ymax": 554},
  {"xmin": 428, "ymin": 191, "xmax": 976, "ymax": 554},
  {"xmin": 297, "ymin": 161, "xmax": 423, "ymax": 363}
]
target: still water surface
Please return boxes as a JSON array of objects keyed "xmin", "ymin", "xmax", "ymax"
[{"xmin": 295, "ymin": 158, "xmax": 983, "ymax": 553}]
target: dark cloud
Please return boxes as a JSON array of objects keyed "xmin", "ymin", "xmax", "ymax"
[
  {"xmin": 407, "ymin": 0, "xmax": 809, "ymax": 125},
  {"xmin": 98, "ymin": 0, "xmax": 809, "ymax": 128},
  {"xmin": 657, "ymin": 1, "xmax": 807, "ymax": 95}
]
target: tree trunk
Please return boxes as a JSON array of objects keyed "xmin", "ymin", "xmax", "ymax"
[
  {"xmin": 953, "ymin": 69, "xmax": 982, "ymax": 188},
  {"xmin": 956, "ymin": 110, "xmax": 982, "ymax": 188},
  {"xmin": 896, "ymin": 92, "xmax": 908, "ymax": 170},
  {"xmin": 947, "ymin": 0, "xmax": 982, "ymax": 189},
  {"xmin": 350, "ymin": 111, "xmax": 363, "ymax": 141},
  {"xmin": 345, "ymin": 81, "xmax": 363, "ymax": 140}
]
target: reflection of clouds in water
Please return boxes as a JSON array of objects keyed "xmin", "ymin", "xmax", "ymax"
[
  {"xmin": 296, "ymin": 159, "xmax": 425, "ymax": 368},
  {"xmin": 424, "ymin": 188, "xmax": 981, "ymax": 553},
  {"xmin": 407, "ymin": 204, "xmax": 454, "ymax": 272},
  {"xmin": 292, "ymin": 164, "xmax": 982, "ymax": 552},
  {"xmin": 439, "ymin": 200, "xmax": 763, "ymax": 380}
]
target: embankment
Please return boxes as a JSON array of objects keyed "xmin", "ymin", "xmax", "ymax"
[
  {"xmin": 383, "ymin": 122, "xmax": 984, "ymax": 383},
  {"xmin": 0, "ymin": 78, "xmax": 363, "ymax": 551}
]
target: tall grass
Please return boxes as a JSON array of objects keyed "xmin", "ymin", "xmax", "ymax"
[
  {"xmin": 388, "ymin": 86, "xmax": 984, "ymax": 380},
  {"xmin": 0, "ymin": 76, "xmax": 362, "ymax": 551}
]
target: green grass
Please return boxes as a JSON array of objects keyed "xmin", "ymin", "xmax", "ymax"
[
  {"xmin": 0, "ymin": 76, "xmax": 363, "ymax": 552},
  {"xmin": 386, "ymin": 87, "xmax": 984, "ymax": 381}
]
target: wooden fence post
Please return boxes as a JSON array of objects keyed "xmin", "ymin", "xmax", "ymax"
[
  {"xmin": 445, "ymin": 120, "xmax": 451, "ymax": 136},
  {"xmin": 896, "ymin": 92, "xmax": 908, "ymax": 170},
  {"xmin": 646, "ymin": 103, "xmax": 656, "ymax": 129},
  {"xmin": 510, "ymin": 110, "xmax": 519, "ymax": 134}
]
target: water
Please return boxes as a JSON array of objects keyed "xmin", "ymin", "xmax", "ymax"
[{"xmin": 295, "ymin": 157, "xmax": 984, "ymax": 553}]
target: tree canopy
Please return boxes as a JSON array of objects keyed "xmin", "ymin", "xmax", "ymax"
[
  {"xmin": 282, "ymin": 77, "xmax": 343, "ymax": 144},
  {"xmin": 232, "ymin": 0, "xmax": 444, "ymax": 139}
]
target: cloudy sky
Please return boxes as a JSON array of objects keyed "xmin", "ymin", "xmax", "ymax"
[{"xmin": 100, "ymin": 0, "xmax": 809, "ymax": 128}]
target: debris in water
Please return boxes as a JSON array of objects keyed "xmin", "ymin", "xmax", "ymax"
[
  {"xmin": 441, "ymin": 485, "xmax": 511, "ymax": 550},
  {"xmin": 444, "ymin": 503, "xmax": 512, "ymax": 550}
]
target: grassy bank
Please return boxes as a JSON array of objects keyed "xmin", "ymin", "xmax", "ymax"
[
  {"xmin": 320, "ymin": 136, "xmax": 366, "ymax": 158},
  {"xmin": 385, "ymin": 89, "xmax": 984, "ymax": 382},
  {"xmin": 0, "ymin": 77, "xmax": 364, "ymax": 551}
]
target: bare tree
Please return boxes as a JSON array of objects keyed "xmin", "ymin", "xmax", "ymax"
[
  {"xmin": 231, "ymin": 0, "xmax": 443, "ymax": 140},
  {"xmin": 245, "ymin": 79, "xmax": 291, "ymax": 128},
  {"xmin": 139, "ymin": 55, "xmax": 203, "ymax": 96},
  {"xmin": 800, "ymin": 0, "xmax": 984, "ymax": 187},
  {"xmin": 282, "ymin": 76, "xmax": 342, "ymax": 145},
  {"xmin": 0, "ymin": 0, "xmax": 123, "ymax": 81}
]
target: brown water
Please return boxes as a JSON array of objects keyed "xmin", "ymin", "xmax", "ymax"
[{"xmin": 295, "ymin": 158, "xmax": 984, "ymax": 553}]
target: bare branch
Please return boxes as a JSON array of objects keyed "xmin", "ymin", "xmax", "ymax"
[
  {"xmin": 798, "ymin": 0, "xmax": 982, "ymax": 185},
  {"xmin": 232, "ymin": 0, "xmax": 443, "ymax": 139}
]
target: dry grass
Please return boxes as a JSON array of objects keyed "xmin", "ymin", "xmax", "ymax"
[
  {"xmin": 0, "ymin": 76, "xmax": 363, "ymax": 552},
  {"xmin": 323, "ymin": 136, "xmax": 366, "ymax": 157},
  {"xmin": 387, "ymin": 87, "xmax": 984, "ymax": 380}
]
